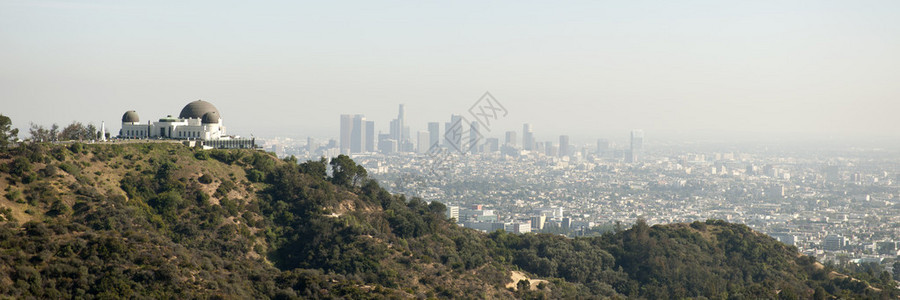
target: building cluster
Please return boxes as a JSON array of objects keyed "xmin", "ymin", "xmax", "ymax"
[
  {"xmin": 284, "ymin": 105, "xmax": 643, "ymax": 161},
  {"xmin": 347, "ymin": 142, "xmax": 900, "ymax": 269},
  {"xmin": 257, "ymin": 103, "xmax": 900, "ymax": 271},
  {"xmin": 118, "ymin": 100, "xmax": 256, "ymax": 149}
]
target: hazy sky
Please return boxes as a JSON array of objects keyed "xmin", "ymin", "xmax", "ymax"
[{"xmin": 2, "ymin": 0, "xmax": 898, "ymax": 145}]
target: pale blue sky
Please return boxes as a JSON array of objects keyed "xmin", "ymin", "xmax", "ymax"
[{"xmin": 2, "ymin": 0, "xmax": 898, "ymax": 144}]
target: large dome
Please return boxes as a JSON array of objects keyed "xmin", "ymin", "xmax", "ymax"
[
  {"xmin": 122, "ymin": 110, "xmax": 140, "ymax": 123},
  {"xmin": 179, "ymin": 100, "xmax": 221, "ymax": 119}
]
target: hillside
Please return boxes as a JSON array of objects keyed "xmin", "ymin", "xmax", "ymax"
[{"xmin": 0, "ymin": 142, "xmax": 894, "ymax": 299}]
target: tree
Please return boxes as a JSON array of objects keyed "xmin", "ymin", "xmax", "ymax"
[
  {"xmin": 893, "ymin": 261, "xmax": 900, "ymax": 280},
  {"xmin": 329, "ymin": 155, "xmax": 367, "ymax": 187},
  {"xmin": 29, "ymin": 123, "xmax": 50, "ymax": 142},
  {"xmin": 50, "ymin": 123, "xmax": 59, "ymax": 141},
  {"xmin": 59, "ymin": 121, "xmax": 97, "ymax": 141},
  {"xmin": 0, "ymin": 114, "xmax": 19, "ymax": 151},
  {"xmin": 299, "ymin": 157, "xmax": 328, "ymax": 179}
]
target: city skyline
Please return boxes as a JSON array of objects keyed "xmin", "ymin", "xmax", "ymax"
[
  {"xmin": 336, "ymin": 104, "xmax": 644, "ymax": 156},
  {"xmin": 2, "ymin": 1, "xmax": 899, "ymax": 145}
]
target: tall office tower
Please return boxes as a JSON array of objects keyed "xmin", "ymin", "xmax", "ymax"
[
  {"xmin": 417, "ymin": 131, "xmax": 430, "ymax": 153},
  {"xmin": 389, "ymin": 119, "xmax": 400, "ymax": 141},
  {"xmin": 596, "ymin": 138, "xmax": 610, "ymax": 155},
  {"xmin": 505, "ymin": 131, "xmax": 517, "ymax": 146},
  {"xmin": 398, "ymin": 104, "xmax": 406, "ymax": 142},
  {"xmin": 629, "ymin": 129, "xmax": 643, "ymax": 162},
  {"xmin": 484, "ymin": 138, "xmax": 499, "ymax": 152},
  {"xmin": 350, "ymin": 114, "xmax": 365, "ymax": 153},
  {"xmin": 545, "ymin": 142, "xmax": 556, "ymax": 156},
  {"xmin": 377, "ymin": 133, "xmax": 395, "ymax": 154},
  {"xmin": 444, "ymin": 114, "xmax": 462, "ymax": 150},
  {"xmin": 559, "ymin": 135, "xmax": 570, "ymax": 157},
  {"xmin": 630, "ymin": 130, "xmax": 644, "ymax": 152},
  {"xmin": 339, "ymin": 114, "xmax": 352, "ymax": 154},
  {"xmin": 307, "ymin": 137, "xmax": 316, "ymax": 153},
  {"xmin": 428, "ymin": 122, "xmax": 440, "ymax": 148},
  {"xmin": 365, "ymin": 120, "xmax": 375, "ymax": 152},
  {"xmin": 469, "ymin": 121, "xmax": 480, "ymax": 153},
  {"xmin": 522, "ymin": 123, "xmax": 534, "ymax": 150},
  {"xmin": 443, "ymin": 121, "xmax": 451, "ymax": 148},
  {"xmin": 402, "ymin": 126, "xmax": 411, "ymax": 150},
  {"xmin": 390, "ymin": 104, "xmax": 407, "ymax": 143},
  {"xmin": 530, "ymin": 215, "xmax": 546, "ymax": 231}
]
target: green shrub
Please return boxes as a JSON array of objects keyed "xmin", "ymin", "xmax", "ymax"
[
  {"xmin": 40, "ymin": 165, "xmax": 58, "ymax": 177},
  {"xmin": 69, "ymin": 143, "xmax": 83, "ymax": 154},
  {"xmin": 6, "ymin": 188, "xmax": 22, "ymax": 202},
  {"xmin": 247, "ymin": 170, "xmax": 265, "ymax": 183},
  {"xmin": 8, "ymin": 157, "xmax": 32, "ymax": 177},
  {"xmin": 59, "ymin": 163, "xmax": 82, "ymax": 175},
  {"xmin": 194, "ymin": 151, "xmax": 210, "ymax": 160}
]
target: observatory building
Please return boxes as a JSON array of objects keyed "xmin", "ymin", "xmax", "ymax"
[{"xmin": 119, "ymin": 100, "xmax": 255, "ymax": 148}]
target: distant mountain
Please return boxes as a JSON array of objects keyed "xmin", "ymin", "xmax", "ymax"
[{"xmin": 0, "ymin": 142, "xmax": 893, "ymax": 299}]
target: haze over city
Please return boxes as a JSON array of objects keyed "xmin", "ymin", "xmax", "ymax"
[{"xmin": 3, "ymin": 0, "xmax": 899, "ymax": 146}]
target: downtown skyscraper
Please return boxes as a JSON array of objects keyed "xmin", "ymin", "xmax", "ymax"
[
  {"xmin": 628, "ymin": 129, "xmax": 644, "ymax": 163},
  {"xmin": 428, "ymin": 122, "xmax": 440, "ymax": 149},
  {"xmin": 350, "ymin": 114, "xmax": 366, "ymax": 153},
  {"xmin": 339, "ymin": 114, "xmax": 351, "ymax": 154},
  {"xmin": 522, "ymin": 123, "xmax": 534, "ymax": 151},
  {"xmin": 559, "ymin": 135, "xmax": 570, "ymax": 158}
]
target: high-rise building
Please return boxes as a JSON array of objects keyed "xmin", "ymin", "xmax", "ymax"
[
  {"xmin": 446, "ymin": 206, "xmax": 460, "ymax": 220},
  {"xmin": 339, "ymin": 114, "xmax": 351, "ymax": 154},
  {"xmin": 629, "ymin": 130, "xmax": 643, "ymax": 162},
  {"xmin": 398, "ymin": 104, "xmax": 406, "ymax": 142},
  {"xmin": 444, "ymin": 114, "xmax": 463, "ymax": 150},
  {"xmin": 351, "ymin": 114, "xmax": 365, "ymax": 153},
  {"xmin": 365, "ymin": 120, "xmax": 375, "ymax": 152},
  {"xmin": 824, "ymin": 235, "xmax": 845, "ymax": 251},
  {"xmin": 469, "ymin": 121, "xmax": 480, "ymax": 153},
  {"xmin": 596, "ymin": 138, "xmax": 609, "ymax": 155},
  {"xmin": 389, "ymin": 119, "xmax": 400, "ymax": 142},
  {"xmin": 417, "ymin": 131, "xmax": 430, "ymax": 153},
  {"xmin": 530, "ymin": 215, "xmax": 546, "ymax": 231},
  {"xmin": 389, "ymin": 104, "xmax": 407, "ymax": 145},
  {"xmin": 428, "ymin": 122, "xmax": 440, "ymax": 148},
  {"xmin": 630, "ymin": 130, "xmax": 643, "ymax": 152},
  {"xmin": 522, "ymin": 124, "xmax": 534, "ymax": 150},
  {"xmin": 306, "ymin": 137, "xmax": 316, "ymax": 152},
  {"xmin": 484, "ymin": 138, "xmax": 499, "ymax": 152},
  {"xmin": 378, "ymin": 133, "xmax": 396, "ymax": 154},
  {"xmin": 505, "ymin": 131, "xmax": 517, "ymax": 146},
  {"xmin": 559, "ymin": 135, "xmax": 570, "ymax": 157},
  {"xmin": 401, "ymin": 126, "xmax": 416, "ymax": 152}
]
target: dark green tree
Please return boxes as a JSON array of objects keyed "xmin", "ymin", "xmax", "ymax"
[
  {"xmin": 893, "ymin": 261, "xmax": 900, "ymax": 280},
  {"xmin": 0, "ymin": 114, "xmax": 18, "ymax": 151},
  {"xmin": 299, "ymin": 157, "xmax": 328, "ymax": 180},
  {"xmin": 58, "ymin": 121, "xmax": 97, "ymax": 141},
  {"xmin": 329, "ymin": 155, "xmax": 367, "ymax": 187},
  {"xmin": 29, "ymin": 123, "xmax": 51, "ymax": 142}
]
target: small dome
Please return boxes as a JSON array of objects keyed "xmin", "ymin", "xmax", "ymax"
[
  {"xmin": 122, "ymin": 110, "xmax": 140, "ymax": 123},
  {"xmin": 202, "ymin": 111, "xmax": 220, "ymax": 124},
  {"xmin": 179, "ymin": 100, "xmax": 221, "ymax": 119}
]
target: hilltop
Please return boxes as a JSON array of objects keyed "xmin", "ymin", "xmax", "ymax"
[{"xmin": 0, "ymin": 142, "xmax": 894, "ymax": 299}]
